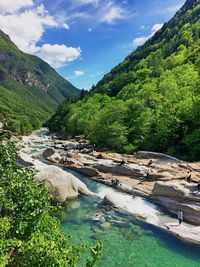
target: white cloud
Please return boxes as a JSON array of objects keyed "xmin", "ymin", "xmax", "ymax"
[
  {"xmin": 73, "ymin": 0, "xmax": 99, "ymax": 6},
  {"xmin": 0, "ymin": 5, "xmax": 59, "ymax": 53},
  {"xmin": 0, "ymin": 3, "xmax": 79, "ymax": 68},
  {"xmin": 100, "ymin": 1, "xmax": 127, "ymax": 24},
  {"xmin": 133, "ymin": 37, "xmax": 149, "ymax": 46},
  {"xmin": 133, "ymin": 23, "xmax": 163, "ymax": 46},
  {"xmin": 0, "ymin": 0, "xmax": 33, "ymax": 14},
  {"xmin": 74, "ymin": 70, "xmax": 85, "ymax": 77},
  {"xmin": 39, "ymin": 44, "xmax": 81, "ymax": 68},
  {"xmin": 152, "ymin": 23, "xmax": 163, "ymax": 32}
]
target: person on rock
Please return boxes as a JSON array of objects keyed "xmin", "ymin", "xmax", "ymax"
[
  {"xmin": 147, "ymin": 159, "xmax": 153, "ymax": 166},
  {"xmin": 186, "ymin": 171, "xmax": 192, "ymax": 183},
  {"xmin": 178, "ymin": 210, "xmax": 183, "ymax": 225}
]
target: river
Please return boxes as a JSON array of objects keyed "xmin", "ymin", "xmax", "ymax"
[{"xmin": 27, "ymin": 129, "xmax": 200, "ymax": 267}]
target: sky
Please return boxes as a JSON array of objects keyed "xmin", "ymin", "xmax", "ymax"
[{"xmin": 0, "ymin": 0, "xmax": 186, "ymax": 90}]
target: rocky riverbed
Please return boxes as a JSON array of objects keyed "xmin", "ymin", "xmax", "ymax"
[{"xmin": 16, "ymin": 129, "xmax": 200, "ymax": 245}]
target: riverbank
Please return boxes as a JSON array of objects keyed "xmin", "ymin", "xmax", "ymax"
[{"xmin": 18, "ymin": 129, "xmax": 200, "ymax": 245}]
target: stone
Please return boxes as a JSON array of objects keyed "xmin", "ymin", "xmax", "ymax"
[
  {"xmin": 93, "ymin": 160, "xmax": 148, "ymax": 178},
  {"xmin": 150, "ymin": 195, "xmax": 200, "ymax": 225},
  {"xmin": 100, "ymin": 217, "xmax": 106, "ymax": 224},
  {"xmin": 136, "ymin": 151, "xmax": 180, "ymax": 162},
  {"xmin": 163, "ymin": 222, "xmax": 200, "ymax": 245},
  {"xmin": 43, "ymin": 147, "xmax": 55, "ymax": 159},
  {"xmin": 70, "ymin": 201, "xmax": 81, "ymax": 209},
  {"xmin": 35, "ymin": 165, "xmax": 95, "ymax": 202},
  {"xmin": 47, "ymin": 152, "xmax": 62, "ymax": 163},
  {"xmin": 101, "ymin": 222, "xmax": 111, "ymax": 229},
  {"xmin": 63, "ymin": 141, "xmax": 79, "ymax": 150},
  {"xmin": 68, "ymin": 166, "xmax": 99, "ymax": 177},
  {"xmin": 152, "ymin": 181, "xmax": 190, "ymax": 198},
  {"xmin": 74, "ymin": 134, "xmax": 86, "ymax": 142}
]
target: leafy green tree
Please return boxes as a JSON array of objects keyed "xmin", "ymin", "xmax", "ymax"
[{"xmin": 0, "ymin": 140, "xmax": 102, "ymax": 266}]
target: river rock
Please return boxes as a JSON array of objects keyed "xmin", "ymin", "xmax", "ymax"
[
  {"xmin": 100, "ymin": 216, "xmax": 106, "ymax": 224},
  {"xmin": 68, "ymin": 166, "xmax": 99, "ymax": 177},
  {"xmin": 152, "ymin": 181, "xmax": 190, "ymax": 198},
  {"xmin": 63, "ymin": 141, "xmax": 79, "ymax": 150},
  {"xmin": 136, "ymin": 151, "xmax": 180, "ymax": 162},
  {"xmin": 43, "ymin": 147, "xmax": 55, "ymax": 159},
  {"xmin": 70, "ymin": 201, "xmax": 81, "ymax": 209},
  {"xmin": 35, "ymin": 165, "xmax": 95, "ymax": 202},
  {"xmin": 93, "ymin": 160, "xmax": 148, "ymax": 178},
  {"xmin": 101, "ymin": 222, "xmax": 111, "ymax": 229},
  {"xmin": 75, "ymin": 134, "xmax": 86, "ymax": 142},
  {"xmin": 47, "ymin": 152, "xmax": 62, "ymax": 163}
]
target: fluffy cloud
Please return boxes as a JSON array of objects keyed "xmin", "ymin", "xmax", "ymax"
[
  {"xmin": 0, "ymin": 0, "xmax": 33, "ymax": 14},
  {"xmin": 0, "ymin": 5, "xmax": 59, "ymax": 53},
  {"xmin": 74, "ymin": 70, "xmax": 85, "ymax": 77},
  {"xmin": 39, "ymin": 44, "xmax": 81, "ymax": 68},
  {"xmin": 133, "ymin": 23, "xmax": 163, "ymax": 46},
  {"xmin": 0, "ymin": 3, "xmax": 79, "ymax": 68}
]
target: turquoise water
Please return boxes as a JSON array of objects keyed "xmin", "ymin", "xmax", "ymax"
[
  {"xmin": 28, "ymin": 130, "xmax": 200, "ymax": 267},
  {"xmin": 60, "ymin": 170, "xmax": 200, "ymax": 267}
]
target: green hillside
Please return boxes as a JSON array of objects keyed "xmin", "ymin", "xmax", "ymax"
[
  {"xmin": 48, "ymin": 0, "xmax": 200, "ymax": 161},
  {"xmin": 0, "ymin": 29, "xmax": 80, "ymax": 134}
]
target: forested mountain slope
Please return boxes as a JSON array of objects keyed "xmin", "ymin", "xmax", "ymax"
[
  {"xmin": 48, "ymin": 0, "xmax": 200, "ymax": 161},
  {"xmin": 0, "ymin": 29, "xmax": 80, "ymax": 134}
]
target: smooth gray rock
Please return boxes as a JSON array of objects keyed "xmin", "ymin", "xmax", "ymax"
[
  {"xmin": 136, "ymin": 151, "xmax": 180, "ymax": 162},
  {"xmin": 35, "ymin": 165, "xmax": 95, "ymax": 202},
  {"xmin": 153, "ymin": 181, "xmax": 190, "ymax": 198}
]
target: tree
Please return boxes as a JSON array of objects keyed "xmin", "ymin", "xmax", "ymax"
[{"xmin": 0, "ymin": 140, "xmax": 102, "ymax": 266}]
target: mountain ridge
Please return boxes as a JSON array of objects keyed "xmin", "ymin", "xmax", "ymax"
[{"xmin": 0, "ymin": 29, "xmax": 80, "ymax": 134}]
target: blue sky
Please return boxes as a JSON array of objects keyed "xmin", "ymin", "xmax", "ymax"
[{"xmin": 0, "ymin": 0, "xmax": 185, "ymax": 90}]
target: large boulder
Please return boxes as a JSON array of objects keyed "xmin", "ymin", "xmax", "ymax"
[
  {"xmin": 35, "ymin": 165, "xmax": 95, "ymax": 202},
  {"xmin": 68, "ymin": 166, "xmax": 99, "ymax": 177},
  {"xmin": 43, "ymin": 147, "xmax": 55, "ymax": 159},
  {"xmin": 93, "ymin": 160, "xmax": 148, "ymax": 178},
  {"xmin": 152, "ymin": 181, "xmax": 190, "ymax": 198},
  {"xmin": 18, "ymin": 152, "xmax": 95, "ymax": 202}
]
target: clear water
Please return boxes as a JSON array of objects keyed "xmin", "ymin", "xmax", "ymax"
[
  {"xmin": 60, "ymin": 170, "xmax": 200, "ymax": 267},
  {"xmin": 28, "ymin": 130, "xmax": 200, "ymax": 267}
]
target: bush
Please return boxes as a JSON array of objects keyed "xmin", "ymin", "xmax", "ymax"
[{"xmin": 0, "ymin": 140, "xmax": 102, "ymax": 266}]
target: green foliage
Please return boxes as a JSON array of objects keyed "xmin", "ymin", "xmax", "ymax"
[
  {"xmin": 0, "ymin": 140, "xmax": 102, "ymax": 266},
  {"xmin": 48, "ymin": 1, "xmax": 200, "ymax": 160}
]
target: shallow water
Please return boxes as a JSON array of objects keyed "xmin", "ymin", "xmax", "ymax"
[
  {"xmin": 61, "ymin": 170, "xmax": 200, "ymax": 267},
  {"xmin": 29, "ymin": 130, "xmax": 200, "ymax": 267}
]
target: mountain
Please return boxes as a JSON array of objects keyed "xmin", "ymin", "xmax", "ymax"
[
  {"xmin": 93, "ymin": 0, "xmax": 200, "ymax": 96},
  {"xmin": 0, "ymin": 29, "xmax": 80, "ymax": 134},
  {"xmin": 48, "ymin": 0, "xmax": 200, "ymax": 160}
]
